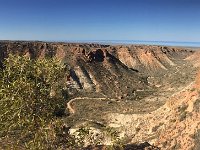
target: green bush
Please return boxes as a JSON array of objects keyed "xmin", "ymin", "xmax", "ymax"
[
  {"xmin": 0, "ymin": 54, "xmax": 125, "ymax": 149},
  {"xmin": 0, "ymin": 54, "xmax": 69, "ymax": 149}
]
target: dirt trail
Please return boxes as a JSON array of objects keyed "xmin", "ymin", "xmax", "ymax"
[{"xmin": 67, "ymin": 97, "xmax": 117, "ymax": 114}]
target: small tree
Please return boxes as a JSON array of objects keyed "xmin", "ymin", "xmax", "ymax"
[{"xmin": 0, "ymin": 54, "xmax": 69, "ymax": 149}]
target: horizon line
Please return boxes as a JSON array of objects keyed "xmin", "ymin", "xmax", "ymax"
[{"xmin": 1, "ymin": 39, "xmax": 200, "ymax": 43}]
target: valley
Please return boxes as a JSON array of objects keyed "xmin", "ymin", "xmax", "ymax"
[{"xmin": 0, "ymin": 41, "xmax": 200, "ymax": 149}]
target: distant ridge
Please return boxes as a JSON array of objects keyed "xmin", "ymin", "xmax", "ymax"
[
  {"xmin": 1, "ymin": 40, "xmax": 200, "ymax": 48},
  {"xmin": 41, "ymin": 40, "xmax": 200, "ymax": 48}
]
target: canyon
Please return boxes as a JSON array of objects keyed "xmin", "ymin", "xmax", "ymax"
[{"xmin": 0, "ymin": 41, "xmax": 200, "ymax": 149}]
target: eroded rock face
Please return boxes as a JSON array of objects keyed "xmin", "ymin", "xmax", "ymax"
[
  {"xmin": 0, "ymin": 41, "xmax": 194, "ymax": 99},
  {"xmin": 115, "ymin": 45, "xmax": 189, "ymax": 74},
  {"xmin": 0, "ymin": 41, "xmax": 194, "ymax": 98}
]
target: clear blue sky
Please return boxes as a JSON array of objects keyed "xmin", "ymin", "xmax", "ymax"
[{"xmin": 0, "ymin": 0, "xmax": 200, "ymax": 42}]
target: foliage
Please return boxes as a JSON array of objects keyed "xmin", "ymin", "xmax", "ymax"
[
  {"xmin": 0, "ymin": 54, "xmax": 69, "ymax": 149},
  {"xmin": 0, "ymin": 54, "xmax": 124, "ymax": 149},
  {"xmin": 103, "ymin": 127, "xmax": 123, "ymax": 150}
]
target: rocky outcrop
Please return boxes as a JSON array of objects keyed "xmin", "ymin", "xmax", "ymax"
[{"xmin": 114, "ymin": 45, "xmax": 191, "ymax": 74}]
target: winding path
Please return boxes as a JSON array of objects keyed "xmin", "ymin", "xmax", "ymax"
[
  {"xmin": 66, "ymin": 97, "xmax": 117, "ymax": 115},
  {"xmin": 67, "ymin": 81, "xmax": 195, "ymax": 115}
]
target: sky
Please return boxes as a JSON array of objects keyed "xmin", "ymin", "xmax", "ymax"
[{"xmin": 0, "ymin": 0, "xmax": 200, "ymax": 42}]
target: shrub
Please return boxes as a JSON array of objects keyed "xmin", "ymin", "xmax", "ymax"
[{"xmin": 0, "ymin": 54, "xmax": 69, "ymax": 149}]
